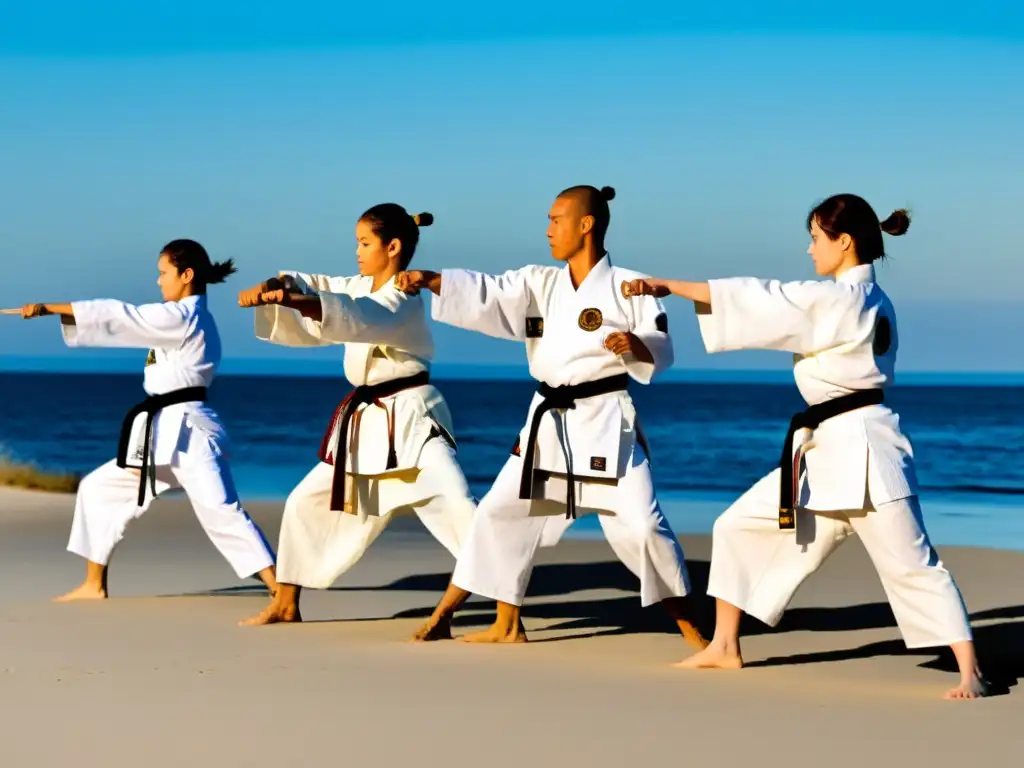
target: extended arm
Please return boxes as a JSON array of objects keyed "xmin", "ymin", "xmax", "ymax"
[
  {"xmin": 316, "ymin": 289, "xmax": 429, "ymax": 351},
  {"xmin": 26, "ymin": 299, "xmax": 193, "ymax": 350},
  {"xmin": 397, "ymin": 267, "xmax": 539, "ymax": 341},
  {"xmin": 624, "ymin": 275, "xmax": 830, "ymax": 355},
  {"xmin": 622, "ymin": 278, "xmax": 711, "ymax": 306},
  {"xmin": 246, "ymin": 271, "xmax": 359, "ymax": 348},
  {"xmin": 22, "ymin": 303, "xmax": 75, "ymax": 321}
]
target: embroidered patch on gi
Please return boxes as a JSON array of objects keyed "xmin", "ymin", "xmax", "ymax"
[
  {"xmin": 144, "ymin": 349, "xmax": 156, "ymax": 367},
  {"xmin": 590, "ymin": 456, "xmax": 607, "ymax": 471},
  {"xmin": 510, "ymin": 436, "xmax": 521, "ymax": 456},
  {"xmin": 654, "ymin": 313, "xmax": 668, "ymax": 333},
  {"xmin": 578, "ymin": 308, "xmax": 603, "ymax": 332},
  {"xmin": 526, "ymin": 317, "xmax": 544, "ymax": 338},
  {"xmin": 872, "ymin": 316, "xmax": 892, "ymax": 355}
]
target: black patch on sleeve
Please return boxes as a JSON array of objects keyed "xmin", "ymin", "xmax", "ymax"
[
  {"xmin": 872, "ymin": 316, "xmax": 892, "ymax": 356},
  {"xmin": 590, "ymin": 456, "xmax": 607, "ymax": 472},
  {"xmin": 429, "ymin": 424, "xmax": 457, "ymax": 452},
  {"xmin": 525, "ymin": 317, "xmax": 544, "ymax": 338},
  {"xmin": 510, "ymin": 436, "xmax": 521, "ymax": 456},
  {"xmin": 654, "ymin": 313, "xmax": 668, "ymax": 333}
]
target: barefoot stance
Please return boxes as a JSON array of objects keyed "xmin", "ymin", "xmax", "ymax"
[
  {"xmin": 943, "ymin": 674, "xmax": 990, "ymax": 701},
  {"xmin": 458, "ymin": 623, "xmax": 528, "ymax": 644},
  {"xmin": 54, "ymin": 583, "xmax": 108, "ymax": 602},
  {"xmin": 238, "ymin": 601, "xmax": 301, "ymax": 627},
  {"xmin": 673, "ymin": 642, "xmax": 743, "ymax": 670},
  {"xmin": 409, "ymin": 618, "xmax": 453, "ymax": 642}
]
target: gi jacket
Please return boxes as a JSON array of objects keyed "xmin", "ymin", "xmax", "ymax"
[
  {"xmin": 253, "ymin": 271, "xmax": 455, "ymax": 476},
  {"xmin": 433, "ymin": 254, "xmax": 673, "ymax": 481},
  {"xmin": 61, "ymin": 295, "xmax": 228, "ymax": 466},
  {"xmin": 698, "ymin": 263, "xmax": 919, "ymax": 510}
]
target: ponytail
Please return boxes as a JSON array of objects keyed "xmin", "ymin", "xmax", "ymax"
[
  {"xmin": 161, "ymin": 239, "xmax": 236, "ymax": 289},
  {"xmin": 206, "ymin": 258, "xmax": 237, "ymax": 284}
]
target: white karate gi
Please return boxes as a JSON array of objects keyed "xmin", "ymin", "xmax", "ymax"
[
  {"xmin": 253, "ymin": 271, "xmax": 475, "ymax": 588},
  {"xmin": 698, "ymin": 263, "xmax": 972, "ymax": 648},
  {"xmin": 433, "ymin": 254, "xmax": 692, "ymax": 607},
  {"xmin": 61, "ymin": 295, "xmax": 276, "ymax": 578}
]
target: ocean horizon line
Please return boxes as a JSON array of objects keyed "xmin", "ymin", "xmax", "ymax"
[{"xmin": 1, "ymin": 355, "xmax": 1023, "ymax": 386}]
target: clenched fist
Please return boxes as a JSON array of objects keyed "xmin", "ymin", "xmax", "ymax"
[
  {"xmin": 621, "ymin": 279, "xmax": 670, "ymax": 299},
  {"xmin": 257, "ymin": 288, "xmax": 289, "ymax": 305},
  {"xmin": 604, "ymin": 331, "xmax": 652, "ymax": 363},
  {"xmin": 238, "ymin": 284, "xmax": 266, "ymax": 308},
  {"xmin": 395, "ymin": 270, "xmax": 441, "ymax": 296},
  {"xmin": 21, "ymin": 303, "xmax": 48, "ymax": 318},
  {"xmin": 238, "ymin": 278, "xmax": 287, "ymax": 308}
]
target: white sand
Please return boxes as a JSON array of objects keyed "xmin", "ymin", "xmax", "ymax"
[{"xmin": 1, "ymin": 486, "xmax": 1021, "ymax": 767}]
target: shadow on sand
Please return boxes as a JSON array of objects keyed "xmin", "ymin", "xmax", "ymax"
[{"xmin": 202, "ymin": 557, "xmax": 1023, "ymax": 693}]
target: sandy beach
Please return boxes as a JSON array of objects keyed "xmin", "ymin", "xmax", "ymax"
[{"xmin": 1, "ymin": 486, "xmax": 1021, "ymax": 767}]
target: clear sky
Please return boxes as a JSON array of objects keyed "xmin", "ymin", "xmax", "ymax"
[{"xmin": 1, "ymin": 2, "xmax": 1022, "ymax": 374}]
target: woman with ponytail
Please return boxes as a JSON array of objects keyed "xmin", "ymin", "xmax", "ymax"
[
  {"xmin": 623, "ymin": 193, "xmax": 988, "ymax": 699},
  {"xmin": 20, "ymin": 238, "xmax": 278, "ymax": 602},
  {"xmin": 237, "ymin": 204, "xmax": 476, "ymax": 635}
]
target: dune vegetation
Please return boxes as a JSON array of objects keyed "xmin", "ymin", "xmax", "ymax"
[{"xmin": 0, "ymin": 459, "xmax": 80, "ymax": 493}]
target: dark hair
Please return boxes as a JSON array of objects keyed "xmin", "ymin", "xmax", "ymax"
[
  {"xmin": 359, "ymin": 204, "xmax": 433, "ymax": 270},
  {"xmin": 558, "ymin": 185, "xmax": 616, "ymax": 242},
  {"xmin": 806, "ymin": 194, "xmax": 910, "ymax": 263},
  {"xmin": 160, "ymin": 238, "xmax": 236, "ymax": 288}
]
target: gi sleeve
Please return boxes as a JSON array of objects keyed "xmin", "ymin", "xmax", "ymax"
[
  {"xmin": 625, "ymin": 293, "xmax": 674, "ymax": 384},
  {"xmin": 697, "ymin": 277, "xmax": 836, "ymax": 355},
  {"xmin": 431, "ymin": 267, "xmax": 536, "ymax": 341},
  {"xmin": 253, "ymin": 270, "xmax": 352, "ymax": 348},
  {"xmin": 61, "ymin": 299, "xmax": 192, "ymax": 350},
  {"xmin": 282, "ymin": 271, "xmax": 355, "ymax": 293},
  {"xmin": 317, "ymin": 288, "xmax": 432, "ymax": 355}
]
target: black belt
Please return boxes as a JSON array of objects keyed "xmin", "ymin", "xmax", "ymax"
[
  {"xmin": 116, "ymin": 386, "xmax": 209, "ymax": 507},
  {"xmin": 318, "ymin": 371, "xmax": 430, "ymax": 512},
  {"xmin": 518, "ymin": 373, "xmax": 630, "ymax": 520},
  {"xmin": 778, "ymin": 388, "xmax": 885, "ymax": 529}
]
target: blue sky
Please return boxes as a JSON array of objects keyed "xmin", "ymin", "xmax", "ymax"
[{"xmin": 1, "ymin": 2, "xmax": 1022, "ymax": 375}]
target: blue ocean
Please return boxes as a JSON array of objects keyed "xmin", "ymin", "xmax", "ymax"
[{"xmin": 1, "ymin": 371, "xmax": 1022, "ymax": 550}]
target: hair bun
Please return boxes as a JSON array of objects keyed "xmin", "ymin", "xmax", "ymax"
[
  {"xmin": 879, "ymin": 208, "xmax": 910, "ymax": 236},
  {"xmin": 413, "ymin": 212, "xmax": 434, "ymax": 227},
  {"xmin": 599, "ymin": 186, "xmax": 616, "ymax": 201}
]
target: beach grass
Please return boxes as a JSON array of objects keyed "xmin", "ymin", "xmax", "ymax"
[{"xmin": 0, "ymin": 459, "xmax": 80, "ymax": 493}]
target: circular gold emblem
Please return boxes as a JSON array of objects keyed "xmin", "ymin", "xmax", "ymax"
[{"xmin": 578, "ymin": 308, "xmax": 603, "ymax": 332}]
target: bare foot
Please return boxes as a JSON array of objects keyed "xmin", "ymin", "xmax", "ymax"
[
  {"xmin": 943, "ymin": 674, "xmax": 990, "ymax": 701},
  {"xmin": 672, "ymin": 641, "xmax": 743, "ymax": 669},
  {"xmin": 238, "ymin": 601, "xmax": 301, "ymax": 627},
  {"xmin": 54, "ymin": 583, "xmax": 108, "ymax": 602},
  {"xmin": 458, "ymin": 623, "xmax": 528, "ymax": 644},
  {"xmin": 409, "ymin": 616, "xmax": 453, "ymax": 642}
]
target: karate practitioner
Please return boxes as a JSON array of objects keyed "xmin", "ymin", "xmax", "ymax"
[
  {"xmin": 623, "ymin": 193, "xmax": 988, "ymax": 699},
  {"xmin": 20, "ymin": 239, "xmax": 278, "ymax": 601},
  {"xmin": 395, "ymin": 185, "xmax": 706, "ymax": 647},
  {"xmin": 237, "ymin": 204, "xmax": 476, "ymax": 631}
]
